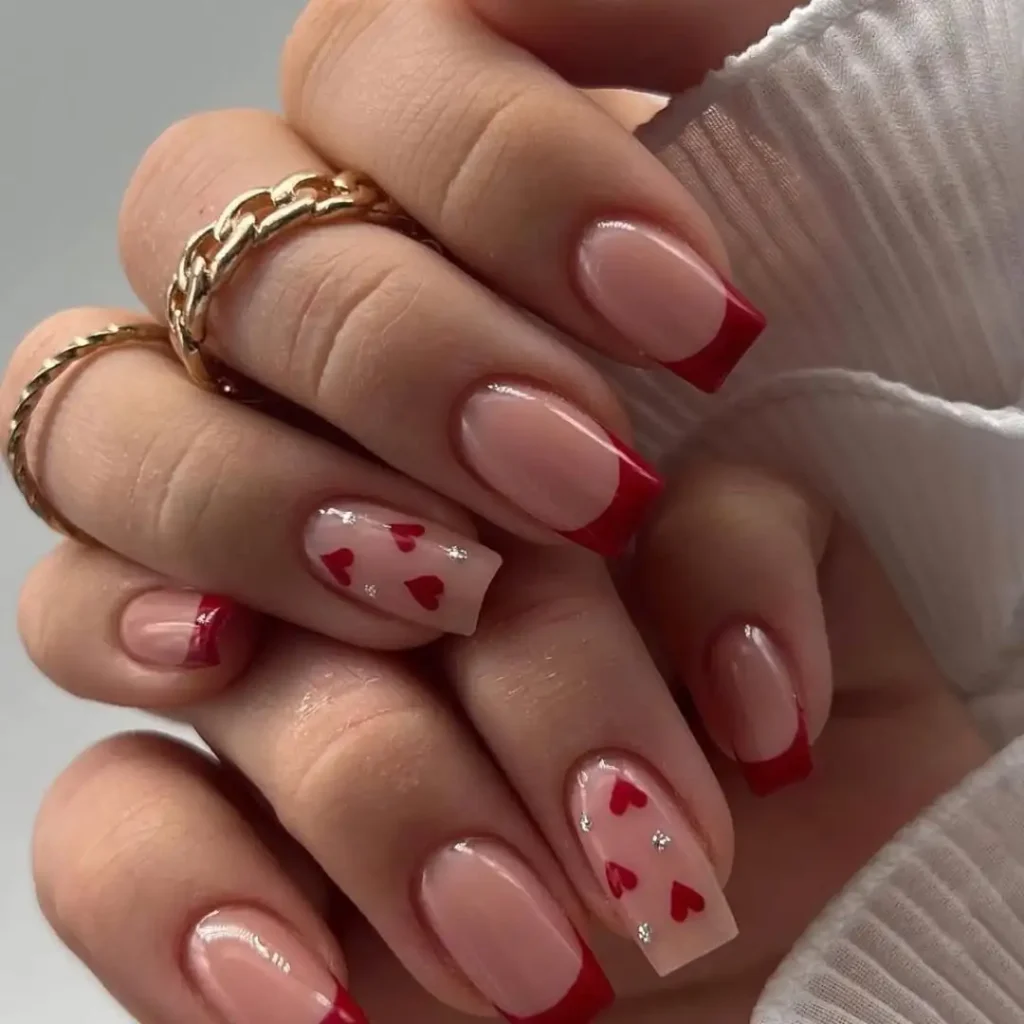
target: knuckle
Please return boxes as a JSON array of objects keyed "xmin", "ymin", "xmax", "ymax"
[
  {"xmin": 118, "ymin": 109, "xmax": 285, "ymax": 286},
  {"xmin": 32, "ymin": 735, "xmax": 187, "ymax": 947},
  {"xmin": 277, "ymin": 699, "xmax": 437, "ymax": 835},
  {"xmin": 283, "ymin": 0, "xmax": 396, "ymax": 124},
  {"xmin": 1, "ymin": 308, "xmax": 115, "ymax": 423},
  {"xmin": 432, "ymin": 82, "xmax": 544, "ymax": 232},
  {"xmin": 284, "ymin": 242, "xmax": 424, "ymax": 409}
]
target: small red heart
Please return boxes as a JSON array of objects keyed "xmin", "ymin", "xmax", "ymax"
[
  {"xmin": 321, "ymin": 548, "xmax": 355, "ymax": 587},
  {"xmin": 405, "ymin": 574, "xmax": 444, "ymax": 611},
  {"xmin": 609, "ymin": 779, "xmax": 649, "ymax": 816},
  {"xmin": 389, "ymin": 522, "xmax": 426, "ymax": 553},
  {"xmin": 670, "ymin": 882, "xmax": 706, "ymax": 922},
  {"xmin": 605, "ymin": 862, "xmax": 639, "ymax": 899}
]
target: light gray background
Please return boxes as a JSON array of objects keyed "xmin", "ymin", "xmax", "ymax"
[{"xmin": 0, "ymin": 3, "xmax": 304, "ymax": 1019}]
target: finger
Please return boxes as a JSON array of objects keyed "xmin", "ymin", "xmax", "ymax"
[
  {"xmin": 33, "ymin": 732, "xmax": 369, "ymax": 1024},
  {"xmin": 187, "ymin": 624, "xmax": 616, "ymax": 1021},
  {"xmin": 18, "ymin": 541, "xmax": 259, "ymax": 707},
  {"xmin": 1, "ymin": 307, "xmax": 502, "ymax": 646},
  {"xmin": 445, "ymin": 543, "xmax": 737, "ymax": 978},
  {"xmin": 634, "ymin": 462, "xmax": 834, "ymax": 797},
  {"xmin": 283, "ymin": 0, "xmax": 766, "ymax": 392},
  {"xmin": 470, "ymin": 0, "xmax": 798, "ymax": 91},
  {"xmin": 119, "ymin": 110, "xmax": 663, "ymax": 557}
]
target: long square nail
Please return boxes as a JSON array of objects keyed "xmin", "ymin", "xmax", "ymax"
[
  {"xmin": 571, "ymin": 756, "xmax": 737, "ymax": 976},
  {"xmin": 578, "ymin": 220, "xmax": 765, "ymax": 392},
  {"xmin": 459, "ymin": 382, "xmax": 663, "ymax": 556},
  {"xmin": 420, "ymin": 840, "xmax": 614, "ymax": 1022},
  {"xmin": 305, "ymin": 501, "xmax": 502, "ymax": 636}
]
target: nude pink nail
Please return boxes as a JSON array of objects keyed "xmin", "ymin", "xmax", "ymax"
[
  {"xmin": 707, "ymin": 624, "xmax": 813, "ymax": 796},
  {"xmin": 578, "ymin": 220, "xmax": 765, "ymax": 392},
  {"xmin": 420, "ymin": 840, "xmax": 614, "ymax": 1023},
  {"xmin": 571, "ymin": 756, "xmax": 737, "ymax": 976},
  {"xmin": 187, "ymin": 907, "xmax": 367, "ymax": 1024},
  {"xmin": 305, "ymin": 501, "xmax": 502, "ymax": 636},
  {"xmin": 120, "ymin": 591, "xmax": 239, "ymax": 668},
  {"xmin": 459, "ymin": 381, "xmax": 663, "ymax": 556}
]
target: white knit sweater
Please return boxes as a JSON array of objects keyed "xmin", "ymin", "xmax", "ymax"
[{"xmin": 609, "ymin": 0, "xmax": 1024, "ymax": 1018}]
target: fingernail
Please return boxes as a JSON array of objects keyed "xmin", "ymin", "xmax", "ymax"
[
  {"xmin": 707, "ymin": 623, "xmax": 813, "ymax": 796},
  {"xmin": 187, "ymin": 907, "xmax": 368, "ymax": 1024},
  {"xmin": 578, "ymin": 220, "xmax": 766, "ymax": 392},
  {"xmin": 420, "ymin": 840, "xmax": 614, "ymax": 1023},
  {"xmin": 571, "ymin": 756, "xmax": 737, "ymax": 976},
  {"xmin": 459, "ymin": 382, "xmax": 663, "ymax": 556},
  {"xmin": 305, "ymin": 501, "xmax": 502, "ymax": 636},
  {"xmin": 120, "ymin": 591, "xmax": 240, "ymax": 668}
]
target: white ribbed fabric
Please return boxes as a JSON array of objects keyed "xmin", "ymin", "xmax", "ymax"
[
  {"xmin": 609, "ymin": 0, "xmax": 1024, "ymax": 1018},
  {"xmin": 755, "ymin": 736, "xmax": 1024, "ymax": 1024},
  {"xmin": 606, "ymin": 0, "xmax": 1024, "ymax": 744}
]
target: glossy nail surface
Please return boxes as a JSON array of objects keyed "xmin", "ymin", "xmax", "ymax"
[
  {"xmin": 420, "ymin": 840, "xmax": 614, "ymax": 1023},
  {"xmin": 188, "ymin": 907, "xmax": 367, "ymax": 1024},
  {"xmin": 578, "ymin": 220, "xmax": 766, "ymax": 392},
  {"xmin": 120, "ymin": 591, "xmax": 239, "ymax": 668},
  {"xmin": 459, "ymin": 382, "xmax": 663, "ymax": 556},
  {"xmin": 305, "ymin": 501, "xmax": 502, "ymax": 636},
  {"xmin": 708, "ymin": 624, "xmax": 812, "ymax": 796},
  {"xmin": 571, "ymin": 756, "xmax": 737, "ymax": 976}
]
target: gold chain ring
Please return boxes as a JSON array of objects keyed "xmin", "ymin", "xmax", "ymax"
[
  {"xmin": 166, "ymin": 170, "xmax": 440, "ymax": 396},
  {"xmin": 6, "ymin": 322, "xmax": 170, "ymax": 539}
]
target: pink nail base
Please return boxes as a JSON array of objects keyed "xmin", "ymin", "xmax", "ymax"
[{"xmin": 663, "ymin": 282, "xmax": 766, "ymax": 393}]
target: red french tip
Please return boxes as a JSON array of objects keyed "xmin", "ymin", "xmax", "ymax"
[
  {"xmin": 321, "ymin": 985, "xmax": 370, "ymax": 1024},
  {"xmin": 184, "ymin": 594, "xmax": 239, "ymax": 668},
  {"xmin": 558, "ymin": 436, "xmax": 665, "ymax": 557},
  {"xmin": 664, "ymin": 282, "xmax": 767, "ymax": 393},
  {"xmin": 740, "ymin": 710, "xmax": 813, "ymax": 797},
  {"xmin": 502, "ymin": 936, "xmax": 615, "ymax": 1024}
]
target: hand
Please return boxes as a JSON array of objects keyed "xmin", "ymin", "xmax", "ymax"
[{"xmin": 21, "ymin": 460, "xmax": 988, "ymax": 1023}]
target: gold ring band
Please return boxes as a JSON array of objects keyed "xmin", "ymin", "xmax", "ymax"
[
  {"xmin": 5, "ymin": 322, "xmax": 170, "ymax": 539},
  {"xmin": 166, "ymin": 169, "xmax": 440, "ymax": 396}
]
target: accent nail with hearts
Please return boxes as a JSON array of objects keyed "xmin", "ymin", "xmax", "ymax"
[
  {"xmin": 420, "ymin": 840, "xmax": 614, "ymax": 1023},
  {"xmin": 460, "ymin": 382, "xmax": 664, "ymax": 557},
  {"xmin": 305, "ymin": 501, "xmax": 502, "ymax": 636},
  {"xmin": 570, "ymin": 756, "xmax": 737, "ymax": 976}
]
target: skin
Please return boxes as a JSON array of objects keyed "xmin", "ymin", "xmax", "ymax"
[{"xmin": 6, "ymin": 1, "xmax": 990, "ymax": 1021}]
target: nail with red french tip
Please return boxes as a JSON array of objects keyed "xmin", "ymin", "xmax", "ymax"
[
  {"xmin": 420, "ymin": 840, "xmax": 615, "ymax": 1023},
  {"xmin": 120, "ymin": 591, "xmax": 241, "ymax": 669},
  {"xmin": 706, "ymin": 623, "xmax": 813, "ymax": 796},
  {"xmin": 187, "ymin": 907, "xmax": 369, "ymax": 1024},
  {"xmin": 459, "ymin": 381, "xmax": 664, "ymax": 557},
  {"xmin": 578, "ymin": 220, "xmax": 766, "ymax": 392}
]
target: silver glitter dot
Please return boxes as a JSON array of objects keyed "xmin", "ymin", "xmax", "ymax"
[
  {"xmin": 330, "ymin": 509, "xmax": 357, "ymax": 525},
  {"xmin": 445, "ymin": 545, "xmax": 469, "ymax": 561},
  {"xmin": 363, "ymin": 584, "xmax": 378, "ymax": 599},
  {"xmin": 637, "ymin": 923, "xmax": 652, "ymax": 945},
  {"xmin": 651, "ymin": 830, "xmax": 672, "ymax": 852},
  {"xmin": 579, "ymin": 814, "xmax": 592, "ymax": 833}
]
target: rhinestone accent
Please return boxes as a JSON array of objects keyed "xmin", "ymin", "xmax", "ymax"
[
  {"xmin": 363, "ymin": 584, "xmax": 378, "ymax": 599},
  {"xmin": 331, "ymin": 509, "xmax": 357, "ymax": 525},
  {"xmin": 445, "ymin": 545, "xmax": 469, "ymax": 561},
  {"xmin": 652, "ymin": 830, "xmax": 672, "ymax": 852},
  {"xmin": 579, "ymin": 814, "xmax": 592, "ymax": 833},
  {"xmin": 637, "ymin": 923, "xmax": 652, "ymax": 945}
]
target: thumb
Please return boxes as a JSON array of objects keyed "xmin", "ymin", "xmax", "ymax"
[
  {"xmin": 633, "ymin": 461, "xmax": 833, "ymax": 797},
  {"xmin": 467, "ymin": 0, "xmax": 800, "ymax": 91}
]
